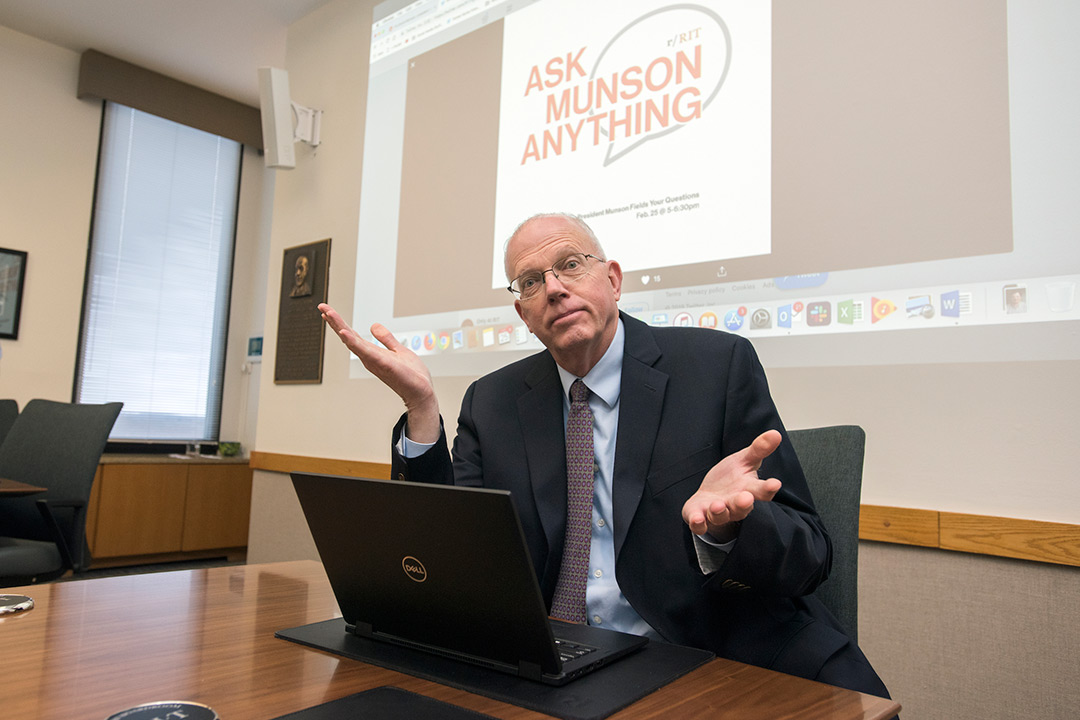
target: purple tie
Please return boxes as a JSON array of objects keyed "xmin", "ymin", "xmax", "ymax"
[{"xmin": 551, "ymin": 379, "xmax": 594, "ymax": 623}]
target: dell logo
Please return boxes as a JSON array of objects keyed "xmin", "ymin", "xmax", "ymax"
[{"xmin": 402, "ymin": 556, "xmax": 427, "ymax": 582}]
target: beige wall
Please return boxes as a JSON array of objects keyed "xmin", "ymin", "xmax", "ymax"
[
  {"xmin": 0, "ymin": 24, "xmax": 270, "ymax": 449},
  {"xmin": 0, "ymin": 25, "xmax": 99, "ymax": 402},
  {"xmin": 860, "ymin": 542, "xmax": 1080, "ymax": 720}
]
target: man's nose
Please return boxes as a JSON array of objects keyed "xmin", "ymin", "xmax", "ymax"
[{"xmin": 544, "ymin": 271, "xmax": 570, "ymax": 298}]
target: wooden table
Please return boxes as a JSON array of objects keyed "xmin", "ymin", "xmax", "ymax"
[
  {"xmin": 0, "ymin": 561, "xmax": 900, "ymax": 720},
  {"xmin": 0, "ymin": 477, "xmax": 46, "ymax": 496}
]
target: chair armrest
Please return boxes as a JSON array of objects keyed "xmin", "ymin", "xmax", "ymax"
[{"xmin": 35, "ymin": 498, "xmax": 88, "ymax": 572}]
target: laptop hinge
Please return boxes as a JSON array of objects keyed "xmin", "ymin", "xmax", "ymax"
[
  {"xmin": 347, "ymin": 621, "xmax": 374, "ymax": 638},
  {"xmin": 518, "ymin": 660, "xmax": 544, "ymax": 682}
]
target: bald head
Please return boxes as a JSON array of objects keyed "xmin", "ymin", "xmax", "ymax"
[{"xmin": 504, "ymin": 213, "xmax": 605, "ymax": 282}]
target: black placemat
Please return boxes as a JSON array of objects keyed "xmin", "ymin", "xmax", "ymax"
[
  {"xmin": 271, "ymin": 686, "xmax": 496, "ymax": 720},
  {"xmin": 276, "ymin": 618, "xmax": 713, "ymax": 720}
]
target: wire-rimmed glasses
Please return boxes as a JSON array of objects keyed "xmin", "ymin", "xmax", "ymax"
[{"xmin": 507, "ymin": 253, "xmax": 603, "ymax": 301}]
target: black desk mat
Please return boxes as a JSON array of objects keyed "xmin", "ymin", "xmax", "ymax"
[
  {"xmin": 272, "ymin": 686, "xmax": 497, "ymax": 720},
  {"xmin": 276, "ymin": 618, "xmax": 713, "ymax": 720}
]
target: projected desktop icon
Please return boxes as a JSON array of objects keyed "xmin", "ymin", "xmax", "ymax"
[
  {"xmin": 1002, "ymin": 284, "xmax": 1027, "ymax": 314},
  {"xmin": 777, "ymin": 304, "xmax": 792, "ymax": 329},
  {"xmin": 871, "ymin": 298, "xmax": 897, "ymax": 323},
  {"xmin": 806, "ymin": 302, "xmax": 831, "ymax": 327},
  {"xmin": 673, "ymin": 312, "xmax": 694, "ymax": 327},
  {"xmin": 1046, "ymin": 281, "xmax": 1076, "ymax": 312},
  {"xmin": 699, "ymin": 312, "xmax": 718, "ymax": 329},
  {"xmin": 905, "ymin": 295, "xmax": 934, "ymax": 320},
  {"xmin": 750, "ymin": 308, "xmax": 771, "ymax": 330},
  {"xmin": 837, "ymin": 299, "xmax": 863, "ymax": 325},
  {"xmin": 723, "ymin": 309, "xmax": 743, "ymax": 331},
  {"xmin": 940, "ymin": 290, "xmax": 972, "ymax": 318}
]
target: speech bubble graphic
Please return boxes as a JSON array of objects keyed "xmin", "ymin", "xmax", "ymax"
[{"xmin": 591, "ymin": 5, "xmax": 732, "ymax": 166}]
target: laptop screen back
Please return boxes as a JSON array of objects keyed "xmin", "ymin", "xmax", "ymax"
[{"xmin": 291, "ymin": 473, "xmax": 562, "ymax": 674}]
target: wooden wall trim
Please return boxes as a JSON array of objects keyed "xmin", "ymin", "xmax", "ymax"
[
  {"xmin": 249, "ymin": 451, "xmax": 391, "ymax": 480},
  {"xmin": 859, "ymin": 505, "xmax": 940, "ymax": 547},
  {"xmin": 250, "ymin": 453, "xmax": 1080, "ymax": 567},
  {"xmin": 939, "ymin": 512, "xmax": 1080, "ymax": 567}
]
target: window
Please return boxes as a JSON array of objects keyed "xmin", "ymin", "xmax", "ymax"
[{"xmin": 75, "ymin": 103, "xmax": 241, "ymax": 442}]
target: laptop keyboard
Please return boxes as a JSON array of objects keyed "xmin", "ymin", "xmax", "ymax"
[{"xmin": 554, "ymin": 638, "xmax": 598, "ymax": 663}]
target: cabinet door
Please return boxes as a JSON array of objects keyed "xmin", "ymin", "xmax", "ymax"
[
  {"xmin": 182, "ymin": 465, "xmax": 253, "ymax": 551},
  {"xmin": 93, "ymin": 464, "xmax": 189, "ymax": 557}
]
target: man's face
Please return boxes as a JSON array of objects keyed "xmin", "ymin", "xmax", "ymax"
[
  {"xmin": 295, "ymin": 256, "xmax": 308, "ymax": 284},
  {"xmin": 507, "ymin": 216, "xmax": 622, "ymax": 372}
]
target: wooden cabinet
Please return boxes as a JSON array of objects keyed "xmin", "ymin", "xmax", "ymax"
[
  {"xmin": 181, "ymin": 464, "xmax": 252, "ymax": 551},
  {"xmin": 87, "ymin": 458, "xmax": 252, "ymax": 562}
]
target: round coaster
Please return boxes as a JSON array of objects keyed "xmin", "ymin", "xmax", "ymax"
[
  {"xmin": 104, "ymin": 701, "xmax": 219, "ymax": 720},
  {"xmin": 0, "ymin": 594, "xmax": 34, "ymax": 615}
]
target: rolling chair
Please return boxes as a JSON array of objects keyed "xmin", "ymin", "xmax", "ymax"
[
  {"xmin": 0, "ymin": 399, "xmax": 17, "ymax": 446},
  {"xmin": 0, "ymin": 399, "xmax": 123, "ymax": 587},
  {"xmin": 788, "ymin": 424, "xmax": 866, "ymax": 644}
]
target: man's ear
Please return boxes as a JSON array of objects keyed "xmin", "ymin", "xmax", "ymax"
[
  {"xmin": 608, "ymin": 260, "xmax": 623, "ymax": 301},
  {"xmin": 514, "ymin": 300, "xmax": 532, "ymax": 332}
]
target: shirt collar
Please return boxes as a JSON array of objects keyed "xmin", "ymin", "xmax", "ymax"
[{"xmin": 556, "ymin": 318, "xmax": 624, "ymax": 409}]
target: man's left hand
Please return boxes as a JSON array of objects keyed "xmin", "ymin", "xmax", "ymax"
[{"xmin": 681, "ymin": 430, "xmax": 784, "ymax": 541}]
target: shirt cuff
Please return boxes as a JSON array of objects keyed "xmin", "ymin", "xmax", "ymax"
[
  {"xmin": 692, "ymin": 531, "xmax": 738, "ymax": 575},
  {"xmin": 398, "ymin": 433, "xmax": 436, "ymax": 459}
]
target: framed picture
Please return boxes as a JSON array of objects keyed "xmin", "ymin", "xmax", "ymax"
[
  {"xmin": 0, "ymin": 248, "xmax": 27, "ymax": 340},
  {"xmin": 274, "ymin": 239, "xmax": 331, "ymax": 384}
]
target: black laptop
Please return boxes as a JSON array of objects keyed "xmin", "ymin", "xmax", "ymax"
[{"xmin": 290, "ymin": 473, "xmax": 648, "ymax": 685}]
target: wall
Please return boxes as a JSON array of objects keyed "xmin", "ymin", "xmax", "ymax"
[
  {"xmin": 0, "ymin": 24, "xmax": 271, "ymax": 450},
  {"xmin": 0, "ymin": 25, "xmax": 99, "ymax": 401},
  {"xmin": 860, "ymin": 542, "xmax": 1080, "ymax": 720}
]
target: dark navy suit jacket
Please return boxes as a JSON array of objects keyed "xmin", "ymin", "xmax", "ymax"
[{"xmin": 391, "ymin": 312, "xmax": 889, "ymax": 697}]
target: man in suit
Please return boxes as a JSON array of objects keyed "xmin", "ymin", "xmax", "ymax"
[{"xmin": 319, "ymin": 213, "xmax": 890, "ymax": 699}]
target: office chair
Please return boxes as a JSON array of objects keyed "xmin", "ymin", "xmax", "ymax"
[
  {"xmin": 0, "ymin": 399, "xmax": 122, "ymax": 587},
  {"xmin": 788, "ymin": 425, "xmax": 866, "ymax": 644},
  {"xmin": 0, "ymin": 399, "xmax": 17, "ymax": 447}
]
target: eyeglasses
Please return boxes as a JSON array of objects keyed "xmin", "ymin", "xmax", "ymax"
[{"xmin": 507, "ymin": 253, "xmax": 603, "ymax": 300}]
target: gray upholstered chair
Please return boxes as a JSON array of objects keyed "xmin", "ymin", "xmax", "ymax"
[
  {"xmin": 0, "ymin": 399, "xmax": 18, "ymax": 447},
  {"xmin": 788, "ymin": 425, "xmax": 866, "ymax": 644},
  {"xmin": 0, "ymin": 399, "xmax": 122, "ymax": 587}
]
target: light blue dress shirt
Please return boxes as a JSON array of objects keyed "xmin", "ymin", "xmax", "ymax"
[{"xmin": 552, "ymin": 320, "xmax": 660, "ymax": 637}]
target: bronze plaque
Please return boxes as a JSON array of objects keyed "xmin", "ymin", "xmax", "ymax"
[{"xmin": 275, "ymin": 239, "xmax": 331, "ymax": 384}]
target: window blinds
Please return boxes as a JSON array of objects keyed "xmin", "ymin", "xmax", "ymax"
[{"xmin": 76, "ymin": 103, "xmax": 240, "ymax": 441}]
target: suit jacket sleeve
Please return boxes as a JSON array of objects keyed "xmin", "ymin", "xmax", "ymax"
[
  {"xmin": 389, "ymin": 413, "xmax": 455, "ymax": 485},
  {"xmin": 705, "ymin": 336, "xmax": 832, "ymax": 598}
]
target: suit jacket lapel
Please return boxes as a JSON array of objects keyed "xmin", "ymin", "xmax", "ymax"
[
  {"xmin": 612, "ymin": 313, "xmax": 667, "ymax": 557},
  {"xmin": 518, "ymin": 355, "xmax": 567, "ymax": 556}
]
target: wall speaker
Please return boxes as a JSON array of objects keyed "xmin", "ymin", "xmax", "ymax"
[{"xmin": 258, "ymin": 67, "xmax": 296, "ymax": 169}]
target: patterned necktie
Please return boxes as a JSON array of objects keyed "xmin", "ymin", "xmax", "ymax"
[{"xmin": 550, "ymin": 379, "xmax": 594, "ymax": 623}]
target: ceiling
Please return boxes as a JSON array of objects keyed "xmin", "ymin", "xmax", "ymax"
[{"xmin": 0, "ymin": 0, "xmax": 334, "ymax": 107}]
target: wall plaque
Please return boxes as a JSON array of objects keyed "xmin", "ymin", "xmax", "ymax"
[{"xmin": 274, "ymin": 239, "xmax": 330, "ymax": 384}]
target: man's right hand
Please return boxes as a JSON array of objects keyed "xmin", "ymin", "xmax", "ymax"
[{"xmin": 319, "ymin": 303, "xmax": 441, "ymax": 443}]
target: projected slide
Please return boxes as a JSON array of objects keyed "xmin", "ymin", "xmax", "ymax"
[
  {"xmin": 490, "ymin": 0, "xmax": 769, "ymax": 287},
  {"xmin": 353, "ymin": 0, "xmax": 1079, "ymax": 375}
]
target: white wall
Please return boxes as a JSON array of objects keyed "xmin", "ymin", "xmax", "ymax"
[{"xmin": 0, "ymin": 25, "xmax": 99, "ymax": 401}]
